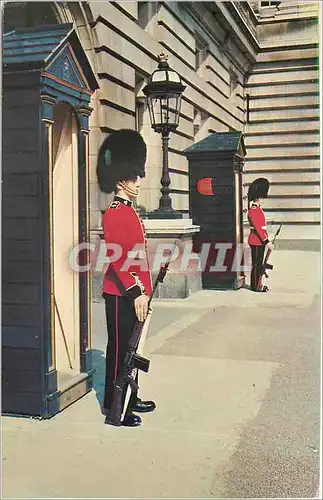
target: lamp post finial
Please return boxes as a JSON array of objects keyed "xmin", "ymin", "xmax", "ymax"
[{"xmin": 158, "ymin": 52, "xmax": 168, "ymax": 63}]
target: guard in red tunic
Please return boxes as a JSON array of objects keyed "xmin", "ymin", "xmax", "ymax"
[
  {"xmin": 247, "ymin": 177, "xmax": 274, "ymax": 292},
  {"xmin": 97, "ymin": 129, "xmax": 155, "ymax": 427}
]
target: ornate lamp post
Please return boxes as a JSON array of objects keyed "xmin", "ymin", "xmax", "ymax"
[{"xmin": 143, "ymin": 53, "xmax": 185, "ymax": 217}]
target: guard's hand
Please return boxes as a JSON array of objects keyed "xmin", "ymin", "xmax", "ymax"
[
  {"xmin": 134, "ymin": 294, "xmax": 149, "ymax": 323},
  {"xmin": 266, "ymin": 241, "xmax": 274, "ymax": 251}
]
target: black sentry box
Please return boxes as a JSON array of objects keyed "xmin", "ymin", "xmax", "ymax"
[{"xmin": 184, "ymin": 132, "xmax": 247, "ymax": 290}]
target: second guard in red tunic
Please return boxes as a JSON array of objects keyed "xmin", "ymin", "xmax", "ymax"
[
  {"xmin": 247, "ymin": 177, "xmax": 273, "ymax": 292},
  {"xmin": 97, "ymin": 129, "xmax": 155, "ymax": 428}
]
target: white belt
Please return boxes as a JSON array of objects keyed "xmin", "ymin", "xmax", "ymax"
[{"xmin": 262, "ymin": 226, "xmax": 267, "ymax": 230}]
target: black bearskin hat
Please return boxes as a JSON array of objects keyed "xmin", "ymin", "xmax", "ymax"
[
  {"xmin": 248, "ymin": 177, "xmax": 270, "ymax": 202},
  {"xmin": 97, "ymin": 129, "xmax": 147, "ymax": 193}
]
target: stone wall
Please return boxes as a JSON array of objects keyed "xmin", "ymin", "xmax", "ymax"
[{"xmin": 245, "ymin": 1, "xmax": 319, "ymax": 228}]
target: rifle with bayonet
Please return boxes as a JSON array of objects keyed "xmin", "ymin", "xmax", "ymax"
[
  {"xmin": 105, "ymin": 262, "xmax": 170, "ymax": 427},
  {"xmin": 259, "ymin": 222, "xmax": 283, "ymax": 281}
]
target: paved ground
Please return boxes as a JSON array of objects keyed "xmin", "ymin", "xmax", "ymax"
[{"xmin": 2, "ymin": 250, "xmax": 321, "ymax": 499}]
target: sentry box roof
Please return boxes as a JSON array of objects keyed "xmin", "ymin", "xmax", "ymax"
[
  {"xmin": 183, "ymin": 132, "xmax": 246, "ymax": 158},
  {"xmin": 3, "ymin": 23, "xmax": 98, "ymax": 92}
]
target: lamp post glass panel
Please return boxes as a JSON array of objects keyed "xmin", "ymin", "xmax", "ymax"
[{"xmin": 143, "ymin": 53, "xmax": 185, "ymax": 216}]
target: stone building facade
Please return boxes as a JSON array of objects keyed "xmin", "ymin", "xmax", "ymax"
[
  {"xmin": 3, "ymin": 1, "xmax": 320, "ymax": 238},
  {"xmin": 246, "ymin": 1, "xmax": 320, "ymax": 237}
]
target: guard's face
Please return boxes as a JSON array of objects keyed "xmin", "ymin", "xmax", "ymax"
[
  {"xmin": 119, "ymin": 176, "xmax": 141, "ymax": 198},
  {"xmin": 128, "ymin": 176, "xmax": 141, "ymax": 196}
]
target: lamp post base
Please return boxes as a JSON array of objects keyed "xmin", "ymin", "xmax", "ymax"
[{"xmin": 144, "ymin": 209, "xmax": 183, "ymax": 220}]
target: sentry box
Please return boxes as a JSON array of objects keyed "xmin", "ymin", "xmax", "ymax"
[
  {"xmin": 183, "ymin": 132, "xmax": 247, "ymax": 290},
  {"xmin": 2, "ymin": 24, "xmax": 99, "ymax": 418}
]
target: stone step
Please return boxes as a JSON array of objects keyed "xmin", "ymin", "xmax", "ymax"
[
  {"xmin": 277, "ymin": 1, "xmax": 318, "ymax": 9},
  {"xmin": 260, "ymin": 223, "xmax": 320, "ymax": 241},
  {"xmin": 249, "ymin": 106, "xmax": 318, "ymax": 121},
  {"xmin": 265, "ymin": 197, "xmax": 320, "ymax": 209},
  {"xmin": 257, "ymin": 47, "xmax": 318, "ymax": 63},
  {"xmin": 246, "ymin": 81, "xmax": 319, "ymax": 97},
  {"xmin": 259, "ymin": 11, "xmax": 318, "ymax": 25},
  {"xmin": 276, "ymin": 2, "xmax": 319, "ymax": 14},
  {"xmin": 248, "ymin": 68, "xmax": 318, "ymax": 85},
  {"xmin": 256, "ymin": 184, "xmax": 320, "ymax": 196},
  {"xmin": 273, "ymin": 10, "xmax": 319, "ymax": 21},
  {"xmin": 257, "ymin": 47, "xmax": 319, "ymax": 62},
  {"xmin": 245, "ymin": 158, "xmax": 319, "ymax": 171},
  {"xmin": 275, "ymin": 3, "xmax": 318, "ymax": 12},
  {"xmin": 245, "ymin": 132, "xmax": 320, "ymax": 146},
  {"xmin": 262, "ymin": 210, "xmax": 320, "ymax": 223},
  {"xmin": 260, "ymin": 37, "xmax": 319, "ymax": 50},
  {"xmin": 247, "ymin": 145, "xmax": 319, "ymax": 158},
  {"xmin": 246, "ymin": 119, "xmax": 319, "ymax": 133},
  {"xmin": 249, "ymin": 93, "xmax": 319, "ymax": 109},
  {"xmin": 244, "ymin": 171, "xmax": 319, "ymax": 184},
  {"xmin": 253, "ymin": 61, "xmax": 317, "ymax": 75}
]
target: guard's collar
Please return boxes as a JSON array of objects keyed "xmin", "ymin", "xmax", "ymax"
[{"xmin": 114, "ymin": 195, "xmax": 133, "ymax": 207}]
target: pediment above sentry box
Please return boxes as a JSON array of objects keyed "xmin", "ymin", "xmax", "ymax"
[
  {"xmin": 46, "ymin": 44, "xmax": 88, "ymax": 90},
  {"xmin": 3, "ymin": 24, "xmax": 98, "ymax": 93}
]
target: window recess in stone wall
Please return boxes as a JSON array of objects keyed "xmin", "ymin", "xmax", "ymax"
[
  {"xmin": 230, "ymin": 70, "xmax": 239, "ymax": 96},
  {"xmin": 246, "ymin": 93, "xmax": 250, "ymax": 124},
  {"xmin": 257, "ymin": 1, "xmax": 281, "ymax": 18},
  {"xmin": 135, "ymin": 72, "xmax": 146, "ymax": 133},
  {"xmin": 195, "ymin": 34, "xmax": 208, "ymax": 73},
  {"xmin": 259, "ymin": 1, "xmax": 281, "ymax": 6},
  {"xmin": 137, "ymin": 1, "xmax": 158, "ymax": 30},
  {"xmin": 3, "ymin": 1, "xmax": 59, "ymax": 32},
  {"xmin": 135, "ymin": 100, "xmax": 145, "ymax": 132},
  {"xmin": 193, "ymin": 109, "xmax": 208, "ymax": 142}
]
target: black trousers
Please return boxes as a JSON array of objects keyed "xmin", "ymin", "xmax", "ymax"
[
  {"xmin": 250, "ymin": 245, "xmax": 265, "ymax": 290},
  {"xmin": 104, "ymin": 294, "xmax": 138, "ymax": 414}
]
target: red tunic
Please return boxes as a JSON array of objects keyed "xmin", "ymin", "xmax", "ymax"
[
  {"xmin": 247, "ymin": 203, "xmax": 269, "ymax": 246},
  {"xmin": 102, "ymin": 196, "xmax": 152, "ymax": 299}
]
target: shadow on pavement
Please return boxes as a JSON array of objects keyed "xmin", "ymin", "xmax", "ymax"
[{"xmin": 91, "ymin": 348, "xmax": 106, "ymax": 415}]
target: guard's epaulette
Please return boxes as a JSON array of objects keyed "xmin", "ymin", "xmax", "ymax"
[{"xmin": 109, "ymin": 201, "xmax": 121, "ymax": 209}]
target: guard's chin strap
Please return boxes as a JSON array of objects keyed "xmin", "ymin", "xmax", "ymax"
[{"xmin": 117, "ymin": 181, "xmax": 138, "ymax": 197}]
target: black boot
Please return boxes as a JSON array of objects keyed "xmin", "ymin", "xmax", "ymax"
[
  {"xmin": 251, "ymin": 286, "xmax": 269, "ymax": 293},
  {"xmin": 131, "ymin": 397, "xmax": 156, "ymax": 413},
  {"xmin": 121, "ymin": 412, "xmax": 142, "ymax": 427},
  {"xmin": 104, "ymin": 411, "xmax": 142, "ymax": 427}
]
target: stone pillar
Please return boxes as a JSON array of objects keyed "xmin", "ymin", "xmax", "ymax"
[
  {"xmin": 144, "ymin": 219, "xmax": 202, "ymax": 298},
  {"xmin": 76, "ymin": 105, "xmax": 93, "ymax": 372}
]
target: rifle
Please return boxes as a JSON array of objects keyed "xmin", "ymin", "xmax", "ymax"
[
  {"xmin": 105, "ymin": 262, "xmax": 171, "ymax": 427},
  {"xmin": 259, "ymin": 222, "xmax": 283, "ymax": 281}
]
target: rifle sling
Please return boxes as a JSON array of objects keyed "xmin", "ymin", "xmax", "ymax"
[{"xmin": 105, "ymin": 263, "xmax": 128, "ymax": 296}]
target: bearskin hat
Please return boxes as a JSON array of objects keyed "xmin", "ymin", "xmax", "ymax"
[
  {"xmin": 97, "ymin": 129, "xmax": 147, "ymax": 193},
  {"xmin": 248, "ymin": 177, "xmax": 270, "ymax": 202}
]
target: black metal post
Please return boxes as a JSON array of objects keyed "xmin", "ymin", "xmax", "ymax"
[
  {"xmin": 157, "ymin": 130, "xmax": 173, "ymax": 212},
  {"xmin": 147, "ymin": 129, "xmax": 182, "ymax": 219}
]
